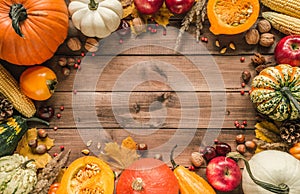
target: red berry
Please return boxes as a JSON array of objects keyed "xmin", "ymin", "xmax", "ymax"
[
  {"xmin": 240, "ymin": 90, "xmax": 245, "ymax": 95},
  {"xmin": 201, "ymin": 37, "xmax": 205, "ymax": 42},
  {"xmin": 74, "ymin": 63, "xmax": 79, "ymax": 69},
  {"xmin": 240, "ymin": 124, "xmax": 245, "ymax": 129},
  {"xmin": 240, "ymin": 57, "xmax": 245, "ymax": 62},
  {"xmin": 73, "ymin": 89, "xmax": 77, "ymax": 94},
  {"xmin": 163, "ymin": 30, "xmax": 167, "ymax": 36},
  {"xmin": 119, "ymin": 39, "xmax": 123, "ymax": 44},
  {"xmin": 214, "ymin": 139, "xmax": 219, "ymax": 144},
  {"xmin": 56, "ymin": 113, "xmax": 61, "ymax": 119},
  {"xmin": 60, "ymin": 106, "xmax": 64, "ymax": 111},
  {"xmin": 188, "ymin": 165, "xmax": 195, "ymax": 171},
  {"xmin": 242, "ymin": 120, "xmax": 247, "ymax": 126},
  {"xmin": 241, "ymin": 82, "xmax": 246, "ymax": 87},
  {"xmin": 81, "ymin": 52, "xmax": 85, "ymax": 57},
  {"xmin": 77, "ymin": 59, "xmax": 81, "ymax": 64},
  {"xmin": 235, "ymin": 123, "xmax": 240, "ymax": 128},
  {"xmin": 53, "ymin": 126, "xmax": 58, "ymax": 131},
  {"xmin": 92, "ymin": 53, "xmax": 95, "ymax": 57},
  {"xmin": 53, "ymin": 153, "xmax": 58, "ymax": 157},
  {"xmin": 60, "ymin": 145, "xmax": 65, "ymax": 151},
  {"xmin": 234, "ymin": 121, "xmax": 239, "ymax": 126},
  {"xmin": 204, "ymin": 37, "xmax": 208, "ymax": 42}
]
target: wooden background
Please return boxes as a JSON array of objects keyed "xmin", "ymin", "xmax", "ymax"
[{"xmin": 2, "ymin": 3, "xmax": 285, "ymax": 194}]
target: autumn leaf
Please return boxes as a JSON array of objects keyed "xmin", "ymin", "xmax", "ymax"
[
  {"xmin": 99, "ymin": 142, "xmax": 139, "ymax": 170},
  {"xmin": 123, "ymin": 3, "xmax": 135, "ymax": 18},
  {"xmin": 16, "ymin": 128, "xmax": 55, "ymax": 169},
  {"xmin": 152, "ymin": 4, "xmax": 173, "ymax": 27}
]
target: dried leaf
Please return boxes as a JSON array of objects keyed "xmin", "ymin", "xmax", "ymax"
[
  {"xmin": 16, "ymin": 128, "xmax": 55, "ymax": 169},
  {"xmin": 121, "ymin": 136, "xmax": 137, "ymax": 150},
  {"xmin": 255, "ymin": 129, "xmax": 274, "ymax": 143},
  {"xmin": 152, "ymin": 4, "xmax": 173, "ymax": 27},
  {"xmin": 99, "ymin": 142, "xmax": 139, "ymax": 170},
  {"xmin": 123, "ymin": 3, "xmax": 135, "ymax": 18},
  {"xmin": 121, "ymin": 0, "xmax": 132, "ymax": 7},
  {"xmin": 255, "ymin": 121, "xmax": 280, "ymax": 134}
]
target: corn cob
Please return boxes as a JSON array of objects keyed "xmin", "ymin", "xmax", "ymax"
[
  {"xmin": 262, "ymin": 12, "xmax": 300, "ymax": 35},
  {"xmin": 260, "ymin": 0, "xmax": 300, "ymax": 19},
  {"xmin": 0, "ymin": 64, "xmax": 36, "ymax": 117}
]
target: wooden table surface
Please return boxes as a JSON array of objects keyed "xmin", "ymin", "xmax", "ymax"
[{"xmin": 2, "ymin": 3, "xmax": 285, "ymax": 194}]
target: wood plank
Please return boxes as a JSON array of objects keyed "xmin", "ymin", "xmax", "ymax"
[
  {"xmin": 34, "ymin": 91, "xmax": 256, "ymax": 129},
  {"xmin": 44, "ymin": 54, "xmax": 259, "ymax": 92}
]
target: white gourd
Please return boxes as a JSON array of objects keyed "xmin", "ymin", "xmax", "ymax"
[
  {"xmin": 68, "ymin": 0, "xmax": 123, "ymax": 38},
  {"xmin": 240, "ymin": 150, "xmax": 300, "ymax": 194},
  {"xmin": 0, "ymin": 154, "xmax": 37, "ymax": 194}
]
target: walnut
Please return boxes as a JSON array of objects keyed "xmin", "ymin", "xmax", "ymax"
[
  {"xmin": 245, "ymin": 28, "xmax": 260, "ymax": 45},
  {"xmin": 257, "ymin": 19, "xmax": 272, "ymax": 33},
  {"xmin": 259, "ymin": 33, "xmax": 275, "ymax": 47}
]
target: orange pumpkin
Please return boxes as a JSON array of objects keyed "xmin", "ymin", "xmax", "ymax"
[
  {"xmin": 48, "ymin": 183, "xmax": 60, "ymax": 194},
  {"xmin": 56, "ymin": 156, "xmax": 115, "ymax": 194},
  {"xmin": 0, "ymin": 0, "xmax": 68, "ymax": 65},
  {"xmin": 116, "ymin": 158, "xmax": 179, "ymax": 194},
  {"xmin": 207, "ymin": 0, "xmax": 260, "ymax": 35}
]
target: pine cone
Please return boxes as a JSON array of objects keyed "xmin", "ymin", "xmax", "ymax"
[
  {"xmin": 0, "ymin": 97, "xmax": 13, "ymax": 121},
  {"xmin": 280, "ymin": 120, "xmax": 300, "ymax": 145}
]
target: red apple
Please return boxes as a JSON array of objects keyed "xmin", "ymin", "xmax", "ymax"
[
  {"xmin": 206, "ymin": 156, "xmax": 242, "ymax": 192},
  {"xmin": 165, "ymin": 0, "xmax": 195, "ymax": 14},
  {"xmin": 274, "ymin": 35, "xmax": 300, "ymax": 67},
  {"xmin": 133, "ymin": 0, "xmax": 164, "ymax": 15}
]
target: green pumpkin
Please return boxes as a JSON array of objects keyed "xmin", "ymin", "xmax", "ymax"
[
  {"xmin": 250, "ymin": 64, "xmax": 300, "ymax": 121},
  {"xmin": 0, "ymin": 154, "xmax": 37, "ymax": 193}
]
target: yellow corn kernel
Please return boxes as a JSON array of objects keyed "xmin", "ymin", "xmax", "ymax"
[
  {"xmin": 262, "ymin": 12, "xmax": 300, "ymax": 35},
  {"xmin": 0, "ymin": 64, "xmax": 36, "ymax": 118},
  {"xmin": 260, "ymin": 0, "xmax": 300, "ymax": 19}
]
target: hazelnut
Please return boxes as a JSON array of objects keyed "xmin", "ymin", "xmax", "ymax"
[
  {"xmin": 259, "ymin": 33, "xmax": 275, "ymax": 47},
  {"xmin": 257, "ymin": 19, "xmax": 272, "ymax": 33},
  {"xmin": 245, "ymin": 140, "xmax": 257, "ymax": 150},
  {"xmin": 37, "ymin": 129, "xmax": 48, "ymax": 138},
  {"xmin": 190, "ymin": 152, "xmax": 205, "ymax": 167},
  {"xmin": 236, "ymin": 134, "xmax": 245, "ymax": 144},
  {"xmin": 245, "ymin": 28, "xmax": 260, "ymax": 45},
  {"xmin": 236, "ymin": 144, "xmax": 246, "ymax": 154},
  {"xmin": 132, "ymin": 17, "xmax": 146, "ymax": 34},
  {"xmin": 35, "ymin": 144, "xmax": 47, "ymax": 154},
  {"xmin": 137, "ymin": 143, "xmax": 148, "ymax": 150},
  {"xmin": 241, "ymin": 70, "xmax": 252, "ymax": 83}
]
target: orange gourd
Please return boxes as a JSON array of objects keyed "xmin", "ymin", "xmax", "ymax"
[
  {"xmin": 56, "ymin": 156, "xmax": 115, "ymax": 194},
  {"xmin": 116, "ymin": 158, "xmax": 179, "ymax": 194},
  {"xmin": 207, "ymin": 0, "xmax": 260, "ymax": 35},
  {"xmin": 0, "ymin": 0, "xmax": 68, "ymax": 65},
  {"xmin": 289, "ymin": 143, "xmax": 300, "ymax": 160}
]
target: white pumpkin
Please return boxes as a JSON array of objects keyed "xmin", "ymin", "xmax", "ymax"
[
  {"xmin": 68, "ymin": 0, "xmax": 123, "ymax": 38},
  {"xmin": 242, "ymin": 150, "xmax": 300, "ymax": 194}
]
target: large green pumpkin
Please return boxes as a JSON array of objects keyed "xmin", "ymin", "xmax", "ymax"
[{"xmin": 250, "ymin": 64, "xmax": 300, "ymax": 121}]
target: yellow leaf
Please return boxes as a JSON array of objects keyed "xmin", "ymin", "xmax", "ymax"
[
  {"xmin": 16, "ymin": 128, "xmax": 55, "ymax": 169},
  {"xmin": 255, "ymin": 129, "xmax": 274, "ymax": 143},
  {"xmin": 121, "ymin": 136, "xmax": 137, "ymax": 150},
  {"xmin": 99, "ymin": 142, "xmax": 139, "ymax": 170},
  {"xmin": 152, "ymin": 4, "xmax": 173, "ymax": 27},
  {"xmin": 255, "ymin": 121, "xmax": 280, "ymax": 134},
  {"xmin": 123, "ymin": 3, "xmax": 135, "ymax": 19}
]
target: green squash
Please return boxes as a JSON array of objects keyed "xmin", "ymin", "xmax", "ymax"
[
  {"xmin": 0, "ymin": 116, "xmax": 49, "ymax": 157},
  {"xmin": 250, "ymin": 64, "xmax": 300, "ymax": 121},
  {"xmin": 0, "ymin": 154, "xmax": 37, "ymax": 193}
]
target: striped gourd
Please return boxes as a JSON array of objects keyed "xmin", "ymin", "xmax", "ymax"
[
  {"xmin": 262, "ymin": 12, "xmax": 300, "ymax": 35},
  {"xmin": 0, "ymin": 64, "xmax": 36, "ymax": 117},
  {"xmin": 250, "ymin": 64, "xmax": 300, "ymax": 121},
  {"xmin": 0, "ymin": 115, "xmax": 49, "ymax": 157},
  {"xmin": 260, "ymin": 0, "xmax": 300, "ymax": 19}
]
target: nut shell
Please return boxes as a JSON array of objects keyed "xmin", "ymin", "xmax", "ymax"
[
  {"xmin": 245, "ymin": 29, "xmax": 260, "ymax": 45},
  {"xmin": 257, "ymin": 19, "xmax": 271, "ymax": 33},
  {"xmin": 259, "ymin": 33, "xmax": 275, "ymax": 47}
]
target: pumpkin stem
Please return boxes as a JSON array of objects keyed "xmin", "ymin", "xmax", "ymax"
[
  {"xmin": 25, "ymin": 117, "xmax": 50, "ymax": 126},
  {"xmin": 89, "ymin": 0, "xmax": 99, "ymax": 10},
  {"xmin": 227, "ymin": 152, "xmax": 289, "ymax": 194},
  {"xmin": 281, "ymin": 86, "xmax": 300, "ymax": 113},
  {"xmin": 46, "ymin": 80, "xmax": 58, "ymax": 94},
  {"xmin": 170, "ymin": 145, "xmax": 179, "ymax": 169},
  {"xmin": 132, "ymin": 177, "xmax": 144, "ymax": 191},
  {"xmin": 9, "ymin": 4, "xmax": 27, "ymax": 37}
]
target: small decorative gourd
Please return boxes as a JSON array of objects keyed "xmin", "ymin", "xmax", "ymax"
[
  {"xmin": 228, "ymin": 151, "xmax": 300, "ymax": 194},
  {"xmin": 250, "ymin": 64, "xmax": 300, "ymax": 121},
  {"xmin": 68, "ymin": 0, "xmax": 123, "ymax": 38},
  {"xmin": 0, "ymin": 154, "xmax": 37, "ymax": 194}
]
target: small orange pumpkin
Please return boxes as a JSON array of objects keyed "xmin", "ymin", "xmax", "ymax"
[
  {"xmin": 207, "ymin": 0, "xmax": 260, "ymax": 35},
  {"xmin": 0, "ymin": 0, "xmax": 68, "ymax": 65},
  {"xmin": 289, "ymin": 142, "xmax": 300, "ymax": 160},
  {"xmin": 116, "ymin": 158, "xmax": 179, "ymax": 194},
  {"xmin": 56, "ymin": 156, "xmax": 115, "ymax": 194}
]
